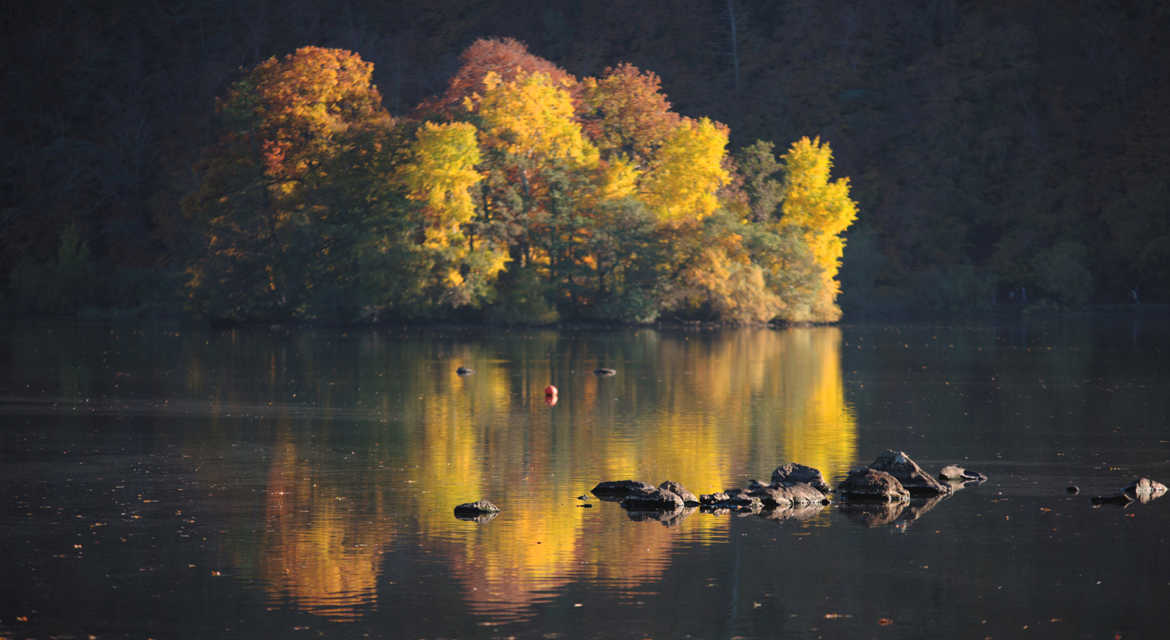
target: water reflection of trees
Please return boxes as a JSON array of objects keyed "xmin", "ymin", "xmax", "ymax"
[{"xmin": 189, "ymin": 327, "xmax": 855, "ymax": 622}]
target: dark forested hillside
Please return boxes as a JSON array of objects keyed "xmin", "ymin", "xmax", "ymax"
[{"xmin": 3, "ymin": 0, "xmax": 1167, "ymax": 318}]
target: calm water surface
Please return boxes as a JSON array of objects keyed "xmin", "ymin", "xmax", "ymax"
[{"xmin": 1, "ymin": 318, "xmax": 1168, "ymax": 638}]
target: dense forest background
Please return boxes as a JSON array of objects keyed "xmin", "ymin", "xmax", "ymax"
[{"xmin": 3, "ymin": 0, "xmax": 1168, "ymax": 320}]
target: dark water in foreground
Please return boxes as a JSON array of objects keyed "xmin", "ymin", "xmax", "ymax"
[{"xmin": 1, "ymin": 317, "xmax": 1168, "ymax": 639}]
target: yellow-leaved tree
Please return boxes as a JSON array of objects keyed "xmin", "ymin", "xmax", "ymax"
[
  {"xmin": 397, "ymin": 121, "xmax": 482, "ymax": 248},
  {"xmin": 470, "ymin": 70, "xmax": 598, "ymax": 170},
  {"xmin": 778, "ymin": 136, "xmax": 858, "ymax": 322},
  {"xmin": 638, "ymin": 117, "xmax": 730, "ymax": 224},
  {"xmin": 395, "ymin": 120, "xmax": 508, "ymax": 305}
]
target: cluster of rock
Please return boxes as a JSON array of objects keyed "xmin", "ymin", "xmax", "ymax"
[
  {"xmin": 836, "ymin": 450, "xmax": 985, "ymax": 502},
  {"xmin": 454, "ymin": 450, "xmax": 1166, "ymax": 526},
  {"xmin": 590, "ymin": 463, "xmax": 833, "ymax": 525}
]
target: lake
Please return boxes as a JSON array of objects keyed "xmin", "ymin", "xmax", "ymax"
[{"xmin": 2, "ymin": 316, "xmax": 1168, "ymax": 638}]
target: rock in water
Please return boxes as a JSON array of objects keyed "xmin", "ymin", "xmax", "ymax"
[
  {"xmin": 838, "ymin": 468, "xmax": 911, "ymax": 502},
  {"xmin": 770, "ymin": 462, "xmax": 831, "ymax": 493},
  {"xmin": 592, "ymin": 480, "xmax": 656, "ymax": 499},
  {"xmin": 658, "ymin": 480, "xmax": 700, "ymax": 506},
  {"xmin": 620, "ymin": 487, "xmax": 685, "ymax": 511},
  {"xmin": 938, "ymin": 464, "xmax": 988, "ymax": 483},
  {"xmin": 869, "ymin": 450, "xmax": 950, "ymax": 494},
  {"xmin": 1092, "ymin": 478, "xmax": 1169, "ymax": 505},
  {"xmin": 453, "ymin": 499, "xmax": 500, "ymax": 518},
  {"xmin": 594, "ymin": 368, "xmax": 617, "ymax": 376},
  {"xmin": 757, "ymin": 483, "xmax": 828, "ymax": 508},
  {"xmin": 456, "ymin": 366, "xmax": 475, "ymax": 376},
  {"xmin": 1123, "ymin": 477, "xmax": 1168, "ymax": 503}
]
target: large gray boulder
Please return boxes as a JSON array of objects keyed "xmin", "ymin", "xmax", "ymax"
[
  {"xmin": 838, "ymin": 468, "xmax": 911, "ymax": 502},
  {"xmin": 771, "ymin": 462, "xmax": 831, "ymax": 493},
  {"xmin": 869, "ymin": 450, "xmax": 950, "ymax": 495}
]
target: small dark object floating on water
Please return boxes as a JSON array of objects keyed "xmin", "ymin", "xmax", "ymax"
[
  {"xmin": 1067, "ymin": 485, "xmax": 1080, "ymax": 495},
  {"xmin": 453, "ymin": 499, "xmax": 500, "ymax": 517},
  {"xmin": 456, "ymin": 366, "xmax": 475, "ymax": 376},
  {"xmin": 594, "ymin": 368, "xmax": 617, "ymax": 376}
]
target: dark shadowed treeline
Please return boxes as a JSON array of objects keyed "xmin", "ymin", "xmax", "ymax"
[{"xmin": 3, "ymin": 0, "xmax": 1167, "ymax": 319}]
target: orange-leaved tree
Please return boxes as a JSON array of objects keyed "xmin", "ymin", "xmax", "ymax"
[{"xmin": 184, "ymin": 46, "xmax": 393, "ymax": 321}]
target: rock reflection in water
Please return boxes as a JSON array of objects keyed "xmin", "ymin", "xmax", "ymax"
[{"xmin": 625, "ymin": 506, "xmax": 698, "ymax": 527}]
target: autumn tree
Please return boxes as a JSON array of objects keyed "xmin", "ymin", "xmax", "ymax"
[
  {"xmin": 394, "ymin": 120, "xmax": 507, "ymax": 308},
  {"xmin": 638, "ymin": 117, "xmax": 731, "ymax": 224},
  {"xmin": 777, "ymin": 136, "xmax": 858, "ymax": 322},
  {"xmin": 183, "ymin": 46, "xmax": 392, "ymax": 321},
  {"xmin": 579, "ymin": 63, "xmax": 680, "ymax": 169}
]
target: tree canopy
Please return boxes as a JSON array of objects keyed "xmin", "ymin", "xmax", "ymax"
[{"xmin": 175, "ymin": 38, "xmax": 856, "ymax": 324}]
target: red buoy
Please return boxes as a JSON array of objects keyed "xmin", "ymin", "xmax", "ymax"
[{"xmin": 544, "ymin": 384, "xmax": 558, "ymax": 397}]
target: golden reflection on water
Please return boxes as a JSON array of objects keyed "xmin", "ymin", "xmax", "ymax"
[
  {"xmin": 244, "ymin": 327, "xmax": 854, "ymax": 622},
  {"xmin": 260, "ymin": 430, "xmax": 390, "ymax": 621}
]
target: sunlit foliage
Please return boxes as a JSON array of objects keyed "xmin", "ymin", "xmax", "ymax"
[
  {"xmin": 778, "ymin": 136, "xmax": 858, "ymax": 322},
  {"xmin": 185, "ymin": 40, "xmax": 859, "ymax": 324}
]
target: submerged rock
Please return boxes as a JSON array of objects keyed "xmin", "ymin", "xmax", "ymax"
[
  {"xmin": 838, "ymin": 468, "xmax": 911, "ymax": 502},
  {"xmin": 453, "ymin": 499, "xmax": 501, "ymax": 519},
  {"xmin": 869, "ymin": 450, "xmax": 950, "ymax": 495},
  {"xmin": 620, "ymin": 487, "xmax": 685, "ymax": 511},
  {"xmin": 938, "ymin": 464, "xmax": 988, "ymax": 483},
  {"xmin": 771, "ymin": 462, "xmax": 832, "ymax": 493},
  {"xmin": 592, "ymin": 480, "xmax": 656, "ymax": 499},
  {"xmin": 658, "ymin": 480, "xmax": 700, "ymax": 506}
]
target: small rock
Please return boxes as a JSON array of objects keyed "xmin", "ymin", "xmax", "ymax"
[
  {"xmin": 758, "ymin": 483, "xmax": 828, "ymax": 508},
  {"xmin": 658, "ymin": 480, "xmax": 700, "ymax": 506},
  {"xmin": 456, "ymin": 366, "xmax": 475, "ymax": 376},
  {"xmin": 1092, "ymin": 477, "xmax": 1168, "ymax": 505},
  {"xmin": 699, "ymin": 491, "xmax": 730, "ymax": 505},
  {"xmin": 939, "ymin": 464, "xmax": 988, "ymax": 484},
  {"xmin": 594, "ymin": 368, "xmax": 617, "ymax": 376},
  {"xmin": 1124, "ymin": 477, "xmax": 1168, "ymax": 503},
  {"xmin": 453, "ymin": 499, "xmax": 501, "ymax": 518},
  {"xmin": 620, "ymin": 487, "xmax": 685, "ymax": 511},
  {"xmin": 869, "ymin": 450, "xmax": 950, "ymax": 495},
  {"xmin": 838, "ymin": 468, "xmax": 911, "ymax": 502},
  {"xmin": 592, "ymin": 480, "xmax": 656, "ymax": 499},
  {"xmin": 771, "ymin": 462, "xmax": 832, "ymax": 493}
]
